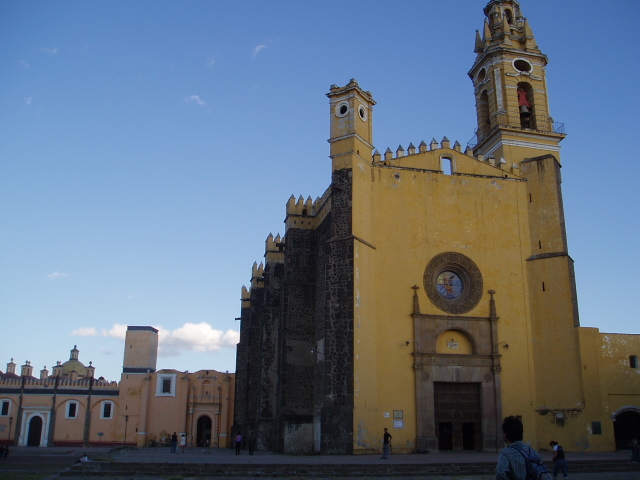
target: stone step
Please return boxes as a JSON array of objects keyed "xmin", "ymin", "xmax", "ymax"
[{"xmin": 60, "ymin": 460, "xmax": 640, "ymax": 478}]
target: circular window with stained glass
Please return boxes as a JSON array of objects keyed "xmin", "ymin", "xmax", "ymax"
[
  {"xmin": 424, "ymin": 253, "xmax": 483, "ymax": 315},
  {"xmin": 436, "ymin": 271, "xmax": 463, "ymax": 299}
]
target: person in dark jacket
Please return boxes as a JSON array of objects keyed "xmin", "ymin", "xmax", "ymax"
[{"xmin": 550, "ymin": 440, "xmax": 568, "ymax": 479}]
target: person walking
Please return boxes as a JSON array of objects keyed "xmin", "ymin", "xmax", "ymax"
[
  {"xmin": 170, "ymin": 432, "xmax": 178, "ymax": 453},
  {"xmin": 380, "ymin": 428, "xmax": 392, "ymax": 459},
  {"xmin": 235, "ymin": 433, "xmax": 242, "ymax": 455},
  {"xmin": 496, "ymin": 416, "xmax": 546, "ymax": 480},
  {"xmin": 550, "ymin": 440, "xmax": 568, "ymax": 479},
  {"xmin": 180, "ymin": 434, "xmax": 187, "ymax": 453}
]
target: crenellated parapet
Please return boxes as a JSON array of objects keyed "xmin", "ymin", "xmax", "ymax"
[
  {"xmin": 372, "ymin": 136, "xmax": 522, "ymax": 176},
  {"xmin": 284, "ymin": 186, "xmax": 332, "ymax": 233},
  {"xmin": 0, "ymin": 377, "xmax": 119, "ymax": 388},
  {"xmin": 241, "ymin": 285, "xmax": 250, "ymax": 307},
  {"xmin": 265, "ymin": 233, "xmax": 285, "ymax": 264},
  {"xmin": 250, "ymin": 261, "xmax": 264, "ymax": 289}
]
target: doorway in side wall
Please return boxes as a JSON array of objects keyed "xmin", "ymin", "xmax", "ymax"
[
  {"xmin": 197, "ymin": 415, "xmax": 212, "ymax": 447},
  {"xmin": 613, "ymin": 410, "xmax": 640, "ymax": 450},
  {"xmin": 27, "ymin": 416, "xmax": 43, "ymax": 447}
]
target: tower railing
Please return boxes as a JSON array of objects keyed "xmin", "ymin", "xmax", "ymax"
[{"xmin": 467, "ymin": 113, "xmax": 565, "ymax": 149}]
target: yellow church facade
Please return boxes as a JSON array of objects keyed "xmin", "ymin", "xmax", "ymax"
[
  {"xmin": 0, "ymin": 326, "xmax": 235, "ymax": 449},
  {"xmin": 233, "ymin": 0, "xmax": 640, "ymax": 454}
]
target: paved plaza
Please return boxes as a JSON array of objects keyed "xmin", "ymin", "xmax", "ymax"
[{"xmin": 0, "ymin": 445, "xmax": 638, "ymax": 479}]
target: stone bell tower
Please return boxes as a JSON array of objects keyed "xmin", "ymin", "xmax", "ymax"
[
  {"xmin": 469, "ymin": 0, "xmax": 584, "ymax": 432},
  {"xmin": 468, "ymin": 0, "xmax": 565, "ymax": 163}
]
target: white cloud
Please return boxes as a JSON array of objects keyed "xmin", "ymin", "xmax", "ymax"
[
  {"xmin": 252, "ymin": 44, "xmax": 267, "ymax": 57},
  {"xmin": 102, "ymin": 324, "xmax": 128, "ymax": 339},
  {"xmin": 71, "ymin": 327, "xmax": 98, "ymax": 336},
  {"xmin": 42, "ymin": 47, "xmax": 58, "ymax": 54},
  {"xmin": 68, "ymin": 322, "xmax": 239, "ymax": 357},
  {"xmin": 184, "ymin": 95, "xmax": 206, "ymax": 107},
  {"xmin": 158, "ymin": 322, "xmax": 239, "ymax": 357},
  {"xmin": 47, "ymin": 272, "xmax": 69, "ymax": 280}
]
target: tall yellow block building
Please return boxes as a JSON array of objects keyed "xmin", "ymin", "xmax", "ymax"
[{"xmin": 234, "ymin": 0, "xmax": 640, "ymax": 455}]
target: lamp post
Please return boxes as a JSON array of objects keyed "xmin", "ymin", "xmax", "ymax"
[
  {"xmin": 123, "ymin": 415, "xmax": 129, "ymax": 448},
  {"xmin": 8, "ymin": 417, "xmax": 13, "ymax": 445}
]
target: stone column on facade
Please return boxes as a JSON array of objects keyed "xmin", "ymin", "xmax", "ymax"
[
  {"xmin": 187, "ymin": 384, "xmax": 195, "ymax": 447},
  {"xmin": 137, "ymin": 375, "xmax": 151, "ymax": 447},
  {"xmin": 488, "ymin": 290, "xmax": 503, "ymax": 451}
]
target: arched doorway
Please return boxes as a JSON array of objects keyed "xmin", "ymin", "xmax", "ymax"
[
  {"xmin": 613, "ymin": 409, "xmax": 640, "ymax": 450},
  {"xmin": 196, "ymin": 415, "xmax": 212, "ymax": 447},
  {"xmin": 27, "ymin": 416, "xmax": 43, "ymax": 447}
]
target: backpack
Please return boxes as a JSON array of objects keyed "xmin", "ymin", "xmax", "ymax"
[
  {"xmin": 556, "ymin": 445, "xmax": 565, "ymax": 460},
  {"xmin": 510, "ymin": 444, "xmax": 552, "ymax": 480}
]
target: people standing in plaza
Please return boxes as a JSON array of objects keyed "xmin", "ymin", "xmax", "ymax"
[
  {"xmin": 380, "ymin": 427, "xmax": 392, "ymax": 459},
  {"xmin": 235, "ymin": 433, "xmax": 242, "ymax": 455},
  {"xmin": 170, "ymin": 432, "xmax": 178, "ymax": 453},
  {"xmin": 180, "ymin": 434, "xmax": 187, "ymax": 453},
  {"xmin": 550, "ymin": 440, "xmax": 568, "ymax": 479},
  {"xmin": 496, "ymin": 416, "xmax": 546, "ymax": 480}
]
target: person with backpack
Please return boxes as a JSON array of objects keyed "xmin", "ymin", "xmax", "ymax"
[
  {"xmin": 549, "ymin": 441, "xmax": 568, "ymax": 479},
  {"xmin": 496, "ymin": 416, "xmax": 551, "ymax": 480}
]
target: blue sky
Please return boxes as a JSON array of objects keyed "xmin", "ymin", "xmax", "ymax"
[{"xmin": 1, "ymin": 0, "xmax": 639, "ymax": 383}]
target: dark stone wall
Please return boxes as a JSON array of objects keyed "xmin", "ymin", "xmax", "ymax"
[
  {"xmin": 233, "ymin": 304, "xmax": 251, "ymax": 428},
  {"xmin": 315, "ymin": 168, "xmax": 355, "ymax": 454},
  {"xmin": 275, "ymin": 227, "xmax": 317, "ymax": 452},
  {"xmin": 235, "ymin": 167, "xmax": 355, "ymax": 454},
  {"xmin": 256, "ymin": 261, "xmax": 283, "ymax": 450}
]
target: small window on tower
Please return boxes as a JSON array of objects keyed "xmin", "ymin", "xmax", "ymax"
[
  {"xmin": 631, "ymin": 355, "xmax": 639, "ymax": 368},
  {"xmin": 513, "ymin": 59, "xmax": 532, "ymax": 73}
]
